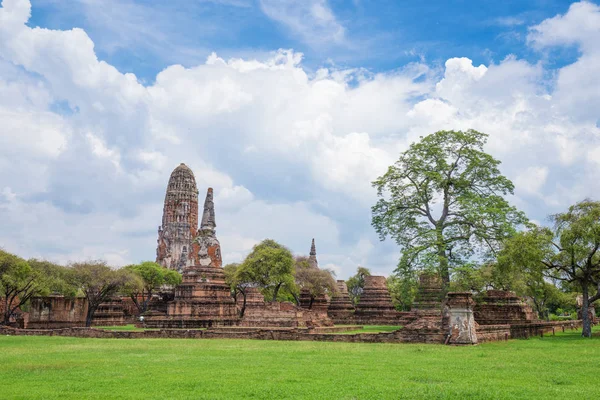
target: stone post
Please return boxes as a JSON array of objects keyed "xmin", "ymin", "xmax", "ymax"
[{"xmin": 446, "ymin": 292, "xmax": 478, "ymax": 345}]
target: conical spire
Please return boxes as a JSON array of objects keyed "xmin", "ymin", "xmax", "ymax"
[
  {"xmin": 200, "ymin": 188, "xmax": 216, "ymax": 230},
  {"xmin": 308, "ymin": 238, "xmax": 318, "ymax": 268}
]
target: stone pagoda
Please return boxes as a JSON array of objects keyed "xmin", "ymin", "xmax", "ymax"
[
  {"xmin": 327, "ymin": 280, "xmax": 355, "ymax": 323},
  {"xmin": 145, "ymin": 188, "xmax": 238, "ymax": 328},
  {"xmin": 354, "ymin": 275, "xmax": 401, "ymax": 324},
  {"xmin": 156, "ymin": 163, "xmax": 199, "ymax": 273},
  {"xmin": 298, "ymin": 239, "xmax": 330, "ymax": 314}
]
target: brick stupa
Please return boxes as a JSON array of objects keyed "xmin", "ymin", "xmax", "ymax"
[
  {"xmin": 327, "ymin": 280, "xmax": 355, "ymax": 323},
  {"xmin": 354, "ymin": 275, "xmax": 401, "ymax": 324},
  {"xmin": 145, "ymin": 188, "xmax": 238, "ymax": 328},
  {"xmin": 474, "ymin": 290, "xmax": 537, "ymax": 325},
  {"xmin": 92, "ymin": 297, "xmax": 125, "ymax": 326},
  {"xmin": 412, "ymin": 273, "xmax": 444, "ymax": 313},
  {"xmin": 156, "ymin": 163, "xmax": 199, "ymax": 273}
]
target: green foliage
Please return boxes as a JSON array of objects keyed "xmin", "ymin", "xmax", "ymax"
[
  {"xmin": 346, "ymin": 266, "xmax": 371, "ymax": 305},
  {"xmin": 122, "ymin": 261, "xmax": 181, "ymax": 314},
  {"xmin": 498, "ymin": 200, "xmax": 600, "ymax": 337},
  {"xmin": 386, "ymin": 274, "xmax": 417, "ymax": 311},
  {"xmin": 0, "ymin": 250, "xmax": 64, "ymax": 324},
  {"xmin": 1, "ymin": 329, "xmax": 599, "ymax": 399},
  {"xmin": 237, "ymin": 239, "xmax": 295, "ymax": 302},
  {"xmin": 294, "ymin": 256, "xmax": 336, "ymax": 308},
  {"xmin": 27, "ymin": 259, "xmax": 78, "ymax": 297},
  {"xmin": 70, "ymin": 261, "xmax": 134, "ymax": 326},
  {"xmin": 372, "ymin": 129, "xmax": 527, "ymax": 284}
]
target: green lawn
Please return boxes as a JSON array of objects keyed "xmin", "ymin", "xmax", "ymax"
[
  {"xmin": 94, "ymin": 325, "xmax": 147, "ymax": 332},
  {"xmin": 335, "ymin": 325, "xmax": 402, "ymax": 334},
  {"xmin": 1, "ymin": 327, "xmax": 599, "ymax": 399}
]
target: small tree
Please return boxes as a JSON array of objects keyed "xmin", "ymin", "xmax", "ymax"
[
  {"xmin": 0, "ymin": 250, "xmax": 52, "ymax": 325},
  {"xmin": 346, "ymin": 267, "xmax": 371, "ymax": 305},
  {"xmin": 223, "ymin": 263, "xmax": 241, "ymax": 302},
  {"xmin": 240, "ymin": 239, "xmax": 295, "ymax": 302},
  {"xmin": 372, "ymin": 130, "xmax": 527, "ymax": 285},
  {"xmin": 386, "ymin": 273, "xmax": 418, "ymax": 311},
  {"xmin": 70, "ymin": 261, "xmax": 132, "ymax": 327},
  {"xmin": 498, "ymin": 200, "xmax": 600, "ymax": 337},
  {"xmin": 294, "ymin": 256, "xmax": 336, "ymax": 309},
  {"xmin": 123, "ymin": 261, "xmax": 181, "ymax": 314},
  {"xmin": 230, "ymin": 262, "xmax": 263, "ymax": 317}
]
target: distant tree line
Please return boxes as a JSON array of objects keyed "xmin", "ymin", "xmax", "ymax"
[{"xmin": 0, "ymin": 253, "xmax": 181, "ymax": 327}]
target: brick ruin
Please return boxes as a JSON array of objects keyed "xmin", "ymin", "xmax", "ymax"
[
  {"xmin": 28, "ymin": 295, "xmax": 88, "ymax": 329},
  {"xmin": 354, "ymin": 275, "xmax": 402, "ymax": 324},
  {"xmin": 474, "ymin": 290, "xmax": 537, "ymax": 325},
  {"xmin": 327, "ymin": 280, "xmax": 355, "ymax": 323},
  {"xmin": 17, "ymin": 162, "xmax": 587, "ymax": 344},
  {"xmin": 156, "ymin": 163, "xmax": 199, "ymax": 273},
  {"xmin": 91, "ymin": 297, "xmax": 126, "ymax": 326},
  {"xmin": 144, "ymin": 188, "xmax": 238, "ymax": 328}
]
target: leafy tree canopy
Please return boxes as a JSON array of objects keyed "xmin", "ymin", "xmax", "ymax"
[
  {"xmin": 70, "ymin": 261, "xmax": 134, "ymax": 327},
  {"xmin": 122, "ymin": 261, "xmax": 181, "ymax": 314},
  {"xmin": 237, "ymin": 239, "xmax": 295, "ymax": 302},
  {"xmin": 346, "ymin": 267, "xmax": 371, "ymax": 305},
  {"xmin": 372, "ymin": 129, "xmax": 527, "ymax": 285},
  {"xmin": 498, "ymin": 200, "xmax": 600, "ymax": 337},
  {"xmin": 294, "ymin": 256, "xmax": 336, "ymax": 308}
]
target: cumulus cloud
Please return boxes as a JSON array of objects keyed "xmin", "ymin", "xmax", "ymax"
[{"xmin": 1, "ymin": 0, "xmax": 600, "ymax": 279}]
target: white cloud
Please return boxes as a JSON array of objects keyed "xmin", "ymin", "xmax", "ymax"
[
  {"xmin": 259, "ymin": 0, "xmax": 345, "ymax": 47},
  {"xmin": 1, "ymin": 0, "xmax": 600, "ymax": 279}
]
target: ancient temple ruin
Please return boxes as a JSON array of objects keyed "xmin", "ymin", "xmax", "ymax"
[
  {"xmin": 156, "ymin": 163, "xmax": 199, "ymax": 272},
  {"xmin": 92, "ymin": 298, "xmax": 125, "ymax": 326},
  {"xmin": 145, "ymin": 188, "xmax": 238, "ymax": 328},
  {"xmin": 474, "ymin": 290, "xmax": 537, "ymax": 325},
  {"xmin": 28, "ymin": 295, "xmax": 88, "ymax": 329},
  {"xmin": 327, "ymin": 280, "xmax": 355, "ymax": 323},
  {"xmin": 354, "ymin": 276, "xmax": 401, "ymax": 324}
]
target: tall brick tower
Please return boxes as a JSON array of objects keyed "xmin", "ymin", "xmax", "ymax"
[{"xmin": 156, "ymin": 163, "xmax": 199, "ymax": 272}]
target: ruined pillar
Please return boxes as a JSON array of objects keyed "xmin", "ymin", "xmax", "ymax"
[{"xmin": 446, "ymin": 292, "xmax": 478, "ymax": 345}]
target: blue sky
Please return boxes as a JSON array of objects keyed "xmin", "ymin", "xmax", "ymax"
[
  {"xmin": 1, "ymin": 0, "xmax": 600, "ymax": 278},
  {"xmin": 28, "ymin": 0, "xmax": 577, "ymax": 80}
]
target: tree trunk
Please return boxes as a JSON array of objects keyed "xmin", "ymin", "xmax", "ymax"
[
  {"xmin": 291, "ymin": 293, "xmax": 300, "ymax": 305},
  {"xmin": 239, "ymin": 291, "xmax": 247, "ymax": 318},
  {"xmin": 308, "ymin": 297, "xmax": 314, "ymax": 310},
  {"xmin": 85, "ymin": 305, "xmax": 97, "ymax": 328},
  {"xmin": 272, "ymin": 283, "xmax": 282, "ymax": 302},
  {"xmin": 581, "ymin": 285, "xmax": 592, "ymax": 338},
  {"xmin": 436, "ymin": 228, "xmax": 450, "ymax": 286},
  {"xmin": 2, "ymin": 296, "xmax": 10, "ymax": 325}
]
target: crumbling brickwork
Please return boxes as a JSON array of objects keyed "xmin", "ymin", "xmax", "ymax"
[
  {"xmin": 156, "ymin": 163, "xmax": 199, "ymax": 272},
  {"xmin": 28, "ymin": 295, "xmax": 88, "ymax": 329}
]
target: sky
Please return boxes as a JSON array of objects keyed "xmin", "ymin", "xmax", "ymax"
[{"xmin": 1, "ymin": 0, "xmax": 600, "ymax": 279}]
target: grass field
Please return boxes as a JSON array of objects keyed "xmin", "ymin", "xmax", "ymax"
[{"xmin": 1, "ymin": 327, "xmax": 599, "ymax": 399}]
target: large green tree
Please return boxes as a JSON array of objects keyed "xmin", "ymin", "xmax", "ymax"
[
  {"xmin": 70, "ymin": 261, "xmax": 133, "ymax": 327},
  {"xmin": 372, "ymin": 129, "xmax": 526, "ymax": 285},
  {"xmin": 0, "ymin": 251, "xmax": 42, "ymax": 325},
  {"xmin": 498, "ymin": 200, "xmax": 600, "ymax": 337},
  {"xmin": 239, "ymin": 239, "xmax": 295, "ymax": 302},
  {"xmin": 0, "ymin": 251, "xmax": 72, "ymax": 325},
  {"xmin": 123, "ymin": 261, "xmax": 182, "ymax": 314}
]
